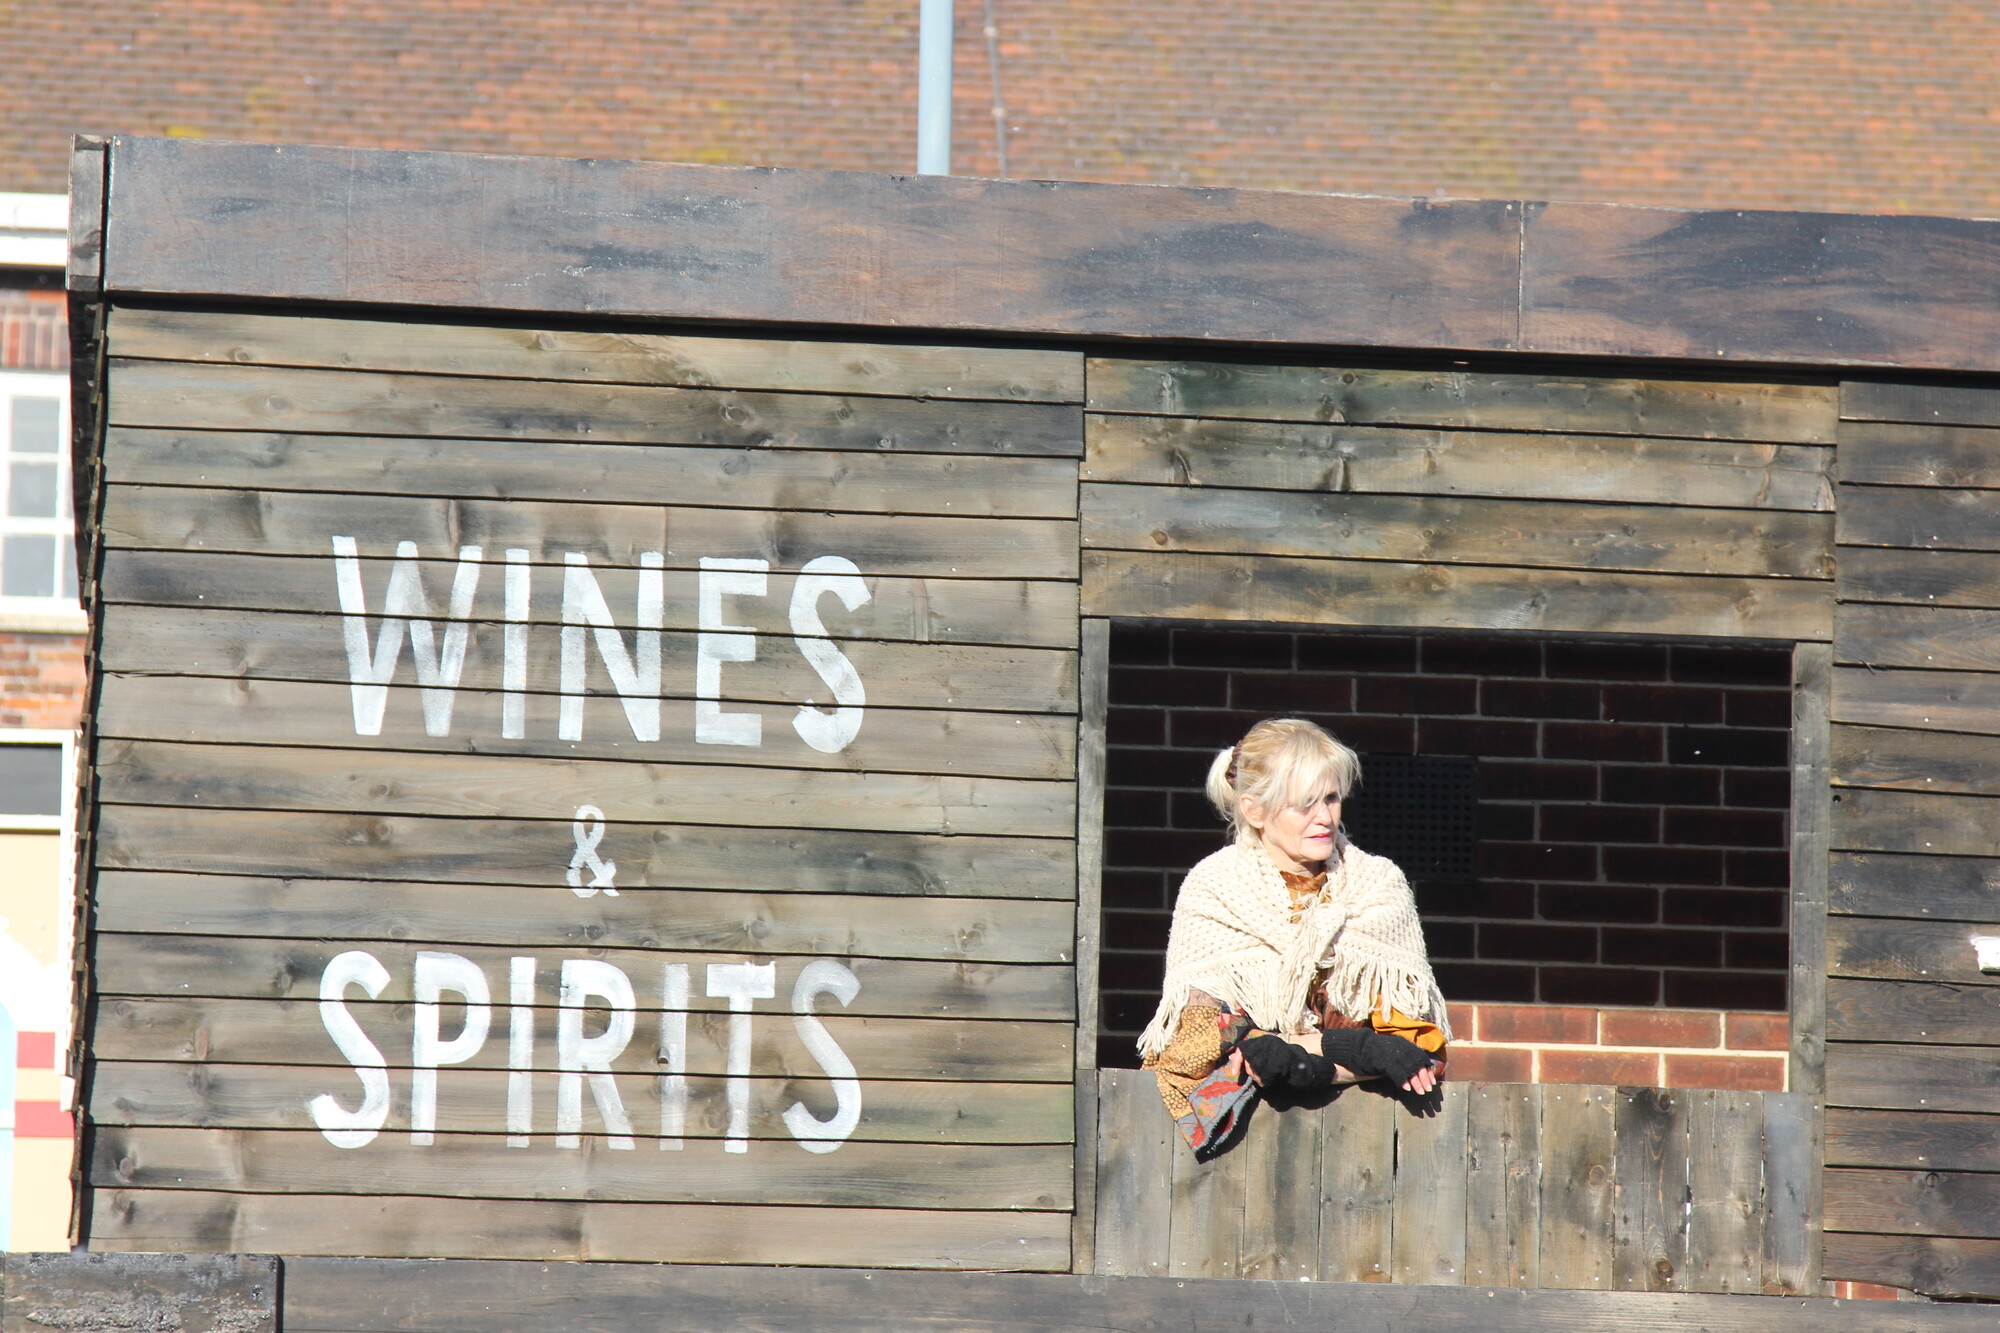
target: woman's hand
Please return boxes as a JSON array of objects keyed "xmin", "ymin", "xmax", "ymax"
[{"xmin": 1400, "ymin": 1061, "xmax": 1439, "ymax": 1096}]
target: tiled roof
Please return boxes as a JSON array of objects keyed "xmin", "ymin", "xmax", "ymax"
[{"xmin": 5, "ymin": 1, "xmax": 1997, "ymax": 216}]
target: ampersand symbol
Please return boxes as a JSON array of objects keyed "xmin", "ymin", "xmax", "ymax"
[{"xmin": 567, "ymin": 804, "xmax": 618, "ymax": 897}]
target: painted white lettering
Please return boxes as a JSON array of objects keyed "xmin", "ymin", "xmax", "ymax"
[
  {"xmin": 695, "ymin": 557, "xmax": 768, "ymax": 746},
  {"xmin": 502, "ymin": 549, "xmax": 531, "ymax": 740},
  {"xmin": 789, "ymin": 556, "xmax": 871, "ymax": 754},
  {"xmin": 507, "ymin": 956, "xmax": 535, "ymax": 1147},
  {"xmin": 705, "ymin": 961, "xmax": 776, "ymax": 1152},
  {"xmin": 332, "ymin": 538, "xmax": 483, "ymax": 737},
  {"xmin": 559, "ymin": 552, "xmax": 664, "ymax": 743},
  {"xmin": 556, "ymin": 959, "xmax": 637, "ymax": 1149},
  {"xmin": 782, "ymin": 959, "xmax": 863, "ymax": 1153},
  {"xmin": 309, "ymin": 950, "xmax": 391, "ymax": 1149},
  {"xmin": 565, "ymin": 804, "xmax": 618, "ymax": 897},
  {"xmin": 658, "ymin": 963, "xmax": 689, "ymax": 1151},
  {"xmin": 409, "ymin": 952, "xmax": 492, "ymax": 1146}
]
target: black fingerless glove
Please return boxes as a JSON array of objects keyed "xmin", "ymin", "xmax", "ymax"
[
  {"xmin": 1234, "ymin": 1033, "xmax": 1340, "ymax": 1090},
  {"xmin": 1318, "ymin": 1026, "xmax": 1434, "ymax": 1087}
]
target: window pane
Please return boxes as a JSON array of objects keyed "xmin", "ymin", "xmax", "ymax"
[
  {"xmin": 59, "ymin": 533, "xmax": 77, "ymax": 599},
  {"xmin": 0, "ymin": 744, "xmax": 61, "ymax": 816},
  {"xmin": 9, "ymin": 397, "xmax": 60, "ymax": 453},
  {"xmin": 8, "ymin": 460, "xmax": 57, "ymax": 517},
  {"xmin": 2, "ymin": 533, "xmax": 54, "ymax": 597}
]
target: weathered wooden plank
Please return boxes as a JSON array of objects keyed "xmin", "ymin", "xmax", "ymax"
[
  {"xmin": 96, "ymin": 604, "xmax": 1080, "ymax": 717},
  {"xmin": 106, "ymin": 307, "xmax": 1085, "ymax": 404},
  {"xmin": 1760, "ymin": 1092, "xmax": 1820, "ymax": 1295},
  {"xmin": 1830, "ymin": 787, "xmax": 2000, "ymax": 858},
  {"xmin": 105, "ymin": 359, "xmax": 1084, "ymax": 457},
  {"xmin": 1835, "ymin": 603, "xmax": 2000, "ymax": 672},
  {"xmin": 1833, "ymin": 724, "xmax": 2000, "ymax": 797},
  {"xmin": 1464, "ymin": 1083, "xmax": 1541, "ymax": 1288},
  {"xmin": 1393, "ymin": 1081, "xmax": 1469, "ymax": 1285},
  {"xmin": 1837, "ymin": 484, "xmax": 2000, "ymax": 552},
  {"xmin": 93, "ymin": 934, "xmax": 1074, "ymax": 1021},
  {"xmin": 1684, "ymin": 1090, "xmax": 1765, "ymax": 1295},
  {"xmin": 1083, "ymin": 550, "xmax": 1833, "ymax": 642},
  {"xmin": 1522, "ymin": 203, "xmax": 2000, "ymax": 375},
  {"xmin": 1843, "ymin": 381, "xmax": 2000, "ymax": 429},
  {"xmin": 1823, "ymin": 1232, "xmax": 2000, "ymax": 1302},
  {"xmin": 1071, "ymin": 618, "xmax": 1110, "ymax": 1275},
  {"xmin": 91, "ymin": 1124, "xmax": 1072, "ymax": 1211},
  {"xmin": 0, "ymin": 1252, "xmax": 275, "ymax": 1333},
  {"xmin": 88, "ymin": 1189, "xmax": 1070, "ymax": 1267},
  {"xmin": 1537, "ymin": 1084, "xmax": 1616, "ymax": 1291},
  {"xmin": 1089, "ymin": 1069, "xmax": 1173, "ymax": 1278},
  {"xmin": 1832, "ymin": 666, "xmax": 2000, "ymax": 739},
  {"xmin": 1236, "ymin": 1097, "xmax": 1321, "ymax": 1281},
  {"xmin": 97, "ymin": 675, "xmax": 1079, "ymax": 779},
  {"xmin": 1839, "ymin": 420, "xmax": 2000, "ymax": 489},
  {"xmin": 65, "ymin": 134, "xmax": 107, "ymax": 293},
  {"xmin": 1166, "ymin": 1112, "xmax": 1248, "ymax": 1279},
  {"xmin": 90, "ymin": 1061, "xmax": 1071, "ymax": 1143},
  {"xmin": 91, "ymin": 995, "xmax": 1073, "ymax": 1082},
  {"xmin": 1838, "ymin": 546, "xmax": 2000, "ymax": 610},
  {"xmin": 1827, "ymin": 913, "xmax": 2000, "ymax": 987},
  {"xmin": 1082, "ymin": 482, "xmax": 1832, "ymax": 579},
  {"xmin": 1084, "ymin": 414, "xmax": 1835, "ymax": 511},
  {"xmin": 95, "ymin": 740, "xmax": 1075, "ymax": 839},
  {"xmin": 1826, "ymin": 1042, "xmax": 2000, "ymax": 1114},
  {"xmin": 1828, "ymin": 978, "xmax": 2000, "ymax": 1045},
  {"xmin": 1612, "ymin": 1087, "xmax": 1689, "ymax": 1293},
  {"xmin": 1790, "ymin": 642, "xmax": 1831, "ymax": 1098},
  {"xmin": 1824, "ymin": 1167, "xmax": 2000, "ymax": 1240},
  {"xmin": 100, "ymin": 486, "xmax": 1080, "ymax": 580},
  {"xmin": 100, "ymin": 549, "xmax": 1082, "ymax": 649},
  {"xmin": 105, "ymin": 427, "xmax": 1082, "ymax": 518},
  {"xmin": 1827, "ymin": 1107, "xmax": 2000, "ymax": 1173},
  {"xmin": 1318, "ymin": 1087, "xmax": 1398, "ymax": 1283},
  {"xmin": 268, "ymin": 1257, "xmax": 2000, "ymax": 1333},
  {"xmin": 1088, "ymin": 360, "xmax": 1837, "ymax": 443},
  {"xmin": 95, "ymin": 806, "xmax": 1077, "ymax": 899},
  {"xmin": 102, "ymin": 138, "xmax": 1522, "ymax": 353},
  {"xmin": 92, "ymin": 872, "xmax": 1072, "ymax": 964}
]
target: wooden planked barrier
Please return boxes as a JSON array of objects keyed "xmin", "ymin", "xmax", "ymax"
[
  {"xmin": 1092, "ymin": 1071, "xmax": 1818, "ymax": 1295},
  {"xmin": 1077, "ymin": 361, "xmax": 1837, "ymax": 640},
  {"xmin": 81, "ymin": 307, "xmax": 1085, "ymax": 1268},
  {"xmin": 1820, "ymin": 379, "xmax": 2000, "ymax": 1300}
]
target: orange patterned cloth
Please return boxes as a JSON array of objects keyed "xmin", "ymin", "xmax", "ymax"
[{"xmin": 1143, "ymin": 869, "xmax": 1446, "ymax": 1148}]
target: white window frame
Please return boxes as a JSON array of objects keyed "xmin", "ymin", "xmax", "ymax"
[
  {"xmin": 0, "ymin": 728, "xmax": 78, "ymax": 1110},
  {"xmin": 0, "ymin": 370, "xmax": 83, "ymax": 631}
]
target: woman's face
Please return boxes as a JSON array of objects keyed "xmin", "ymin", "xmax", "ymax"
[{"xmin": 1243, "ymin": 785, "xmax": 1341, "ymax": 873}]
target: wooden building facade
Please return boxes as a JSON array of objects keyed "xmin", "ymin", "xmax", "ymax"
[{"xmin": 58, "ymin": 135, "xmax": 2000, "ymax": 1311}]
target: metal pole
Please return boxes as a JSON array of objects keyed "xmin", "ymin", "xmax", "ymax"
[{"xmin": 917, "ymin": 0, "xmax": 954, "ymax": 175}]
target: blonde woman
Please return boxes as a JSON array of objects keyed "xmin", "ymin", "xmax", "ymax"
[{"xmin": 1137, "ymin": 718, "xmax": 1451, "ymax": 1158}]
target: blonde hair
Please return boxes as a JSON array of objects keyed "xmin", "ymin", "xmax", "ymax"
[{"xmin": 1204, "ymin": 718, "xmax": 1362, "ymax": 848}]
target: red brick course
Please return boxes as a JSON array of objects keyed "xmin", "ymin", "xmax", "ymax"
[
  {"xmin": 1599, "ymin": 1009, "xmax": 1722, "ymax": 1049},
  {"xmin": 1538, "ymin": 1049, "xmax": 1660, "ymax": 1087},
  {"xmin": 0, "ymin": 632, "xmax": 86, "ymax": 731},
  {"xmin": 0, "ymin": 284, "xmax": 67, "ymax": 372},
  {"xmin": 3, "ymin": 2, "xmax": 2000, "ymax": 218}
]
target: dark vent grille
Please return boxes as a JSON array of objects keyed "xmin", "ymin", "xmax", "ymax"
[{"xmin": 1343, "ymin": 754, "xmax": 1477, "ymax": 879}]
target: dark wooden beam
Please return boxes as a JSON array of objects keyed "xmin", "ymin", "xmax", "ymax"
[
  {"xmin": 93, "ymin": 135, "xmax": 2000, "ymax": 375},
  {"xmin": 279, "ymin": 1257, "xmax": 1991, "ymax": 1331}
]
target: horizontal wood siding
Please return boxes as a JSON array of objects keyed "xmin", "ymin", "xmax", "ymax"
[
  {"xmin": 1822, "ymin": 381, "xmax": 2000, "ymax": 1297},
  {"xmin": 1092, "ymin": 1072, "xmax": 1816, "ymax": 1296},
  {"xmin": 1079, "ymin": 363, "xmax": 1835, "ymax": 638},
  {"xmin": 82, "ymin": 309, "xmax": 1085, "ymax": 1268}
]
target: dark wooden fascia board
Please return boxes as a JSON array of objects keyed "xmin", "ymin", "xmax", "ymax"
[
  {"xmin": 279, "ymin": 1256, "xmax": 1991, "ymax": 1330},
  {"xmin": 92, "ymin": 135, "xmax": 2000, "ymax": 376}
]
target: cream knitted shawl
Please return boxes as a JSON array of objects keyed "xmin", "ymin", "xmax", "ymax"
[{"xmin": 1137, "ymin": 840, "xmax": 1452, "ymax": 1059}]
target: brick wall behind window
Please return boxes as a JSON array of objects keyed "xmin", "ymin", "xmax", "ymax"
[{"xmin": 1099, "ymin": 621, "xmax": 1791, "ymax": 1069}]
